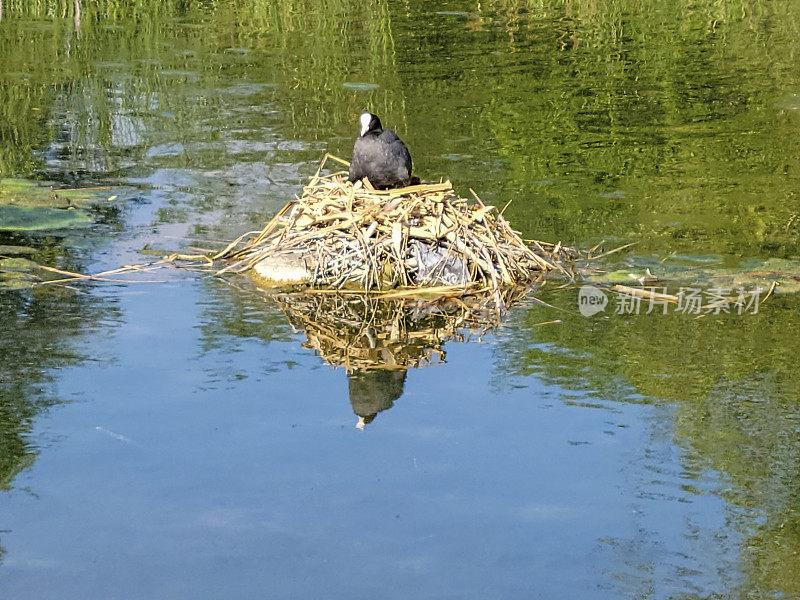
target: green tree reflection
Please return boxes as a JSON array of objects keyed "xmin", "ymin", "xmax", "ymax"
[{"xmin": 1, "ymin": 0, "xmax": 800, "ymax": 595}]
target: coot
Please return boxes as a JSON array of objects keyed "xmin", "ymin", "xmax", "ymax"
[{"xmin": 348, "ymin": 112, "xmax": 413, "ymax": 189}]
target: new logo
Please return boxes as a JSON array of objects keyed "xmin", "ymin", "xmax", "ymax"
[{"xmin": 578, "ymin": 285, "xmax": 608, "ymax": 316}]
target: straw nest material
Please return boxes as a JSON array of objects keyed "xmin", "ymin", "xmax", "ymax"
[{"xmin": 214, "ymin": 155, "xmax": 577, "ymax": 292}]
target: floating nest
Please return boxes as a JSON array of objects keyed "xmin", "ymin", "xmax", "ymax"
[{"xmin": 214, "ymin": 155, "xmax": 577, "ymax": 295}]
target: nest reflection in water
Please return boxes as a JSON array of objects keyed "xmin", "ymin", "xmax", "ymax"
[{"xmin": 266, "ymin": 285, "xmax": 533, "ymax": 428}]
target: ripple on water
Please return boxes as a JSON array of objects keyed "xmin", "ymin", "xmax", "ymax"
[
  {"xmin": 225, "ymin": 140, "xmax": 277, "ymax": 155},
  {"xmin": 93, "ymin": 62, "xmax": 128, "ymax": 70},
  {"xmin": 343, "ymin": 82, "xmax": 379, "ymax": 91},
  {"xmin": 146, "ymin": 143, "xmax": 184, "ymax": 158},
  {"xmin": 776, "ymin": 92, "xmax": 800, "ymax": 112},
  {"xmin": 276, "ymin": 140, "xmax": 318, "ymax": 152},
  {"xmin": 111, "ymin": 114, "xmax": 146, "ymax": 148},
  {"xmin": 1, "ymin": 72, "xmax": 32, "ymax": 82},
  {"xmin": 222, "ymin": 82, "xmax": 278, "ymax": 97},
  {"xmin": 160, "ymin": 70, "xmax": 200, "ymax": 83}
]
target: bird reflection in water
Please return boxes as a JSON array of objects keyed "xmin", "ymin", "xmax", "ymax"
[
  {"xmin": 265, "ymin": 287, "xmax": 531, "ymax": 428},
  {"xmin": 348, "ymin": 369, "xmax": 408, "ymax": 429}
]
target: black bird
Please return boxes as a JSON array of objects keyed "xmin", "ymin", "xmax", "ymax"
[{"xmin": 348, "ymin": 112, "xmax": 413, "ymax": 189}]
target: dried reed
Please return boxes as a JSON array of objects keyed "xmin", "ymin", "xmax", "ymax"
[{"xmin": 214, "ymin": 154, "xmax": 578, "ymax": 292}]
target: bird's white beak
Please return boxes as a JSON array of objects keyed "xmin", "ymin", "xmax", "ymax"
[{"xmin": 359, "ymin": 113, "xmax": 371, "ymax": 137}]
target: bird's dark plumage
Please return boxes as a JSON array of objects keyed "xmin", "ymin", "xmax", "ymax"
[{"xmin": 348, "ymin": 112, "xmax": 413, "ymax": 189}]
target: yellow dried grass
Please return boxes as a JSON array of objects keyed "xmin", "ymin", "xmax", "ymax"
[{"xmin": 215, "ymin": 154, "xmax": 577, "ymax": 292}]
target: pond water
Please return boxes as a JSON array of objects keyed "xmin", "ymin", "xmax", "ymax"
[{"xmin": 2, "ymin": 1, "xmax": 800, "ymax": 598}]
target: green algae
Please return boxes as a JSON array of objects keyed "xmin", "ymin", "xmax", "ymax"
[
  {"xmin": 0, "ymin": 257, "xmax": 39, "ymax": 289},
  {"xmin": 0, "ymin": 179, "xmax": 117, "ymax": 231},
  {"xmin": 0, "ymin": 244, "xmax": 36, "ymax": 256},
  {"xmin": 586, "ymin": 255, "xmax": 800, "ymax": 295},
  {"xmin": 0, "ymin": 206, "xmax": 93, "ymax": 231}
]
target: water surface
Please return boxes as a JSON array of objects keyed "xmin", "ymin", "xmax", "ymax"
[{"xmin": 2, "ymin": 1, "xmax": 800, "ymax": 598}]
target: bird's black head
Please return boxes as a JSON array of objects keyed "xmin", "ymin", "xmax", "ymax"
[{"xmin": 359, "ymin": 112, "xmax": 382, "ymax": 137}]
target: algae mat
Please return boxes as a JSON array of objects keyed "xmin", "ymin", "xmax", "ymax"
[
  {"xmin": 0, "ymin": 179, "xmax": 115, "ymax": 231},
  {"xmin": 0, "ymin": 206, "xmax": 93, "ymax": 231}
]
